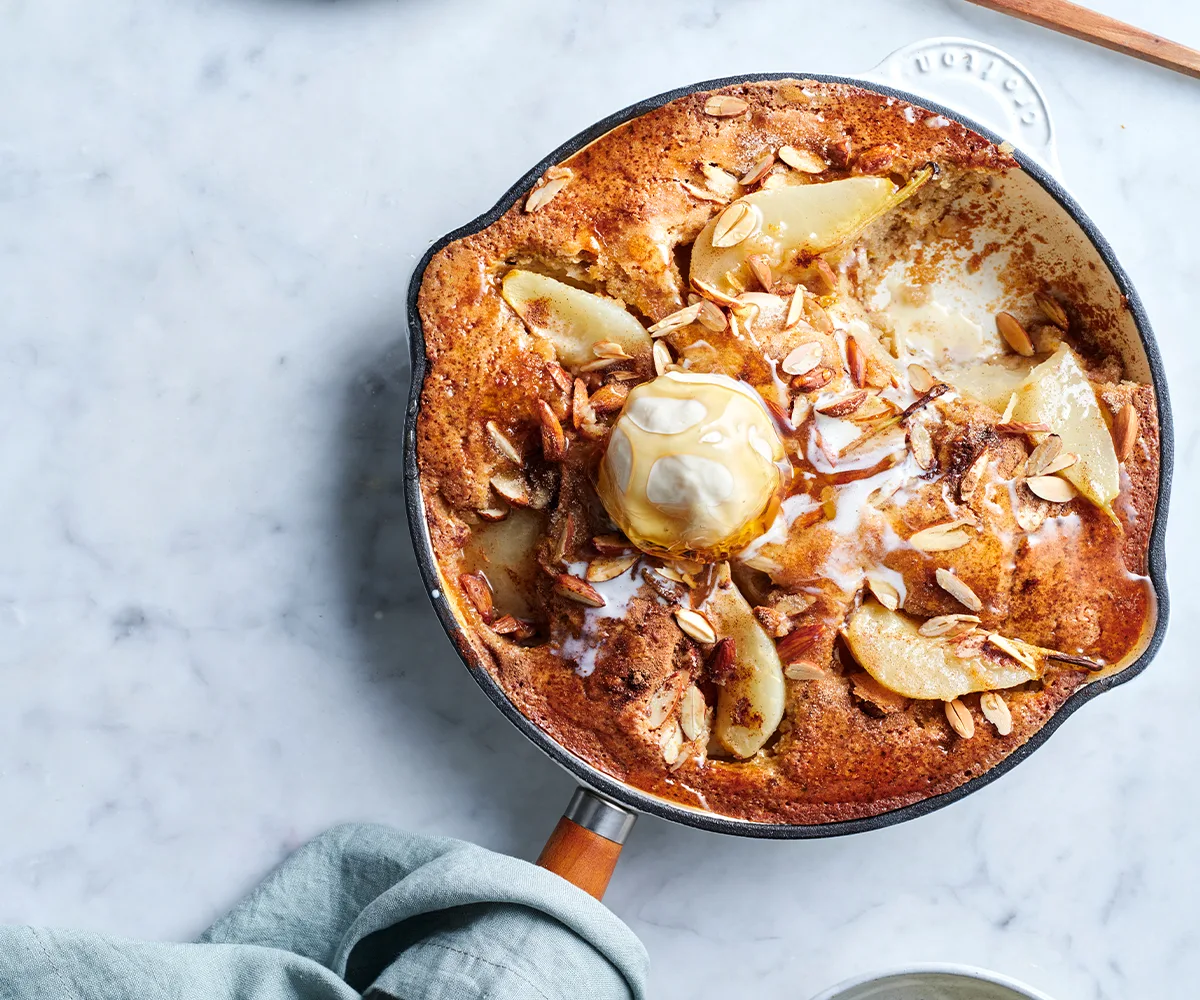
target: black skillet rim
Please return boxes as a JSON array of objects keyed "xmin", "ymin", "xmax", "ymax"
[{"xmin": 403, "ymin": 73, "xmax": 1173, "ymax": 839}]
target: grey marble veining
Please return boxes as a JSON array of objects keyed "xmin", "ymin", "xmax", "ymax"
[{"xmin": 2, "ymin": 1, "xmax": 1198, "ymax": 997}]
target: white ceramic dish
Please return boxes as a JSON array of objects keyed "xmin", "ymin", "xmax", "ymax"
[{"xmin": 808, "ymin": 962, "xmax": 1057, "ymax": 1000}]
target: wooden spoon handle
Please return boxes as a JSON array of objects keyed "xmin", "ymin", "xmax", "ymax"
[
  {"xmin": 965, "ymin": 0, "xmax": 1200, "ymax": 79},
  {"xmin": 536, "ymin": 788, "xmax": 636, "ymax": 900}
]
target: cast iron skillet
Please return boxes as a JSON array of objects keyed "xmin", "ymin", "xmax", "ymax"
[{"xmin": 403, "ymin": 73, "xmax": 1173, "ymax": 893}]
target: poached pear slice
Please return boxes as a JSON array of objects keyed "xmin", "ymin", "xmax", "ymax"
[
  {"xmin": 845, "ymin": 602, "xmax": 1035, "ymax": 701},
  {"xmin": 1011, "ymin": 344, "xmax": 1119, "ymax": 517},
  {"xmin": 500, "ymin": 269, "xmax": 651, "ymax": 368},
  {"xmin": 705, "ymin": 564, "xmax": 785, "ymax": 759},
  {"xmin": 690, "ymin": 169, "xmax": 933, "ymax": 296}
]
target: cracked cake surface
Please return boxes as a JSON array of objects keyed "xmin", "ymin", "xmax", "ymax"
[{"xmin": 415, "ymin": 79, "xmax": 1160, "ymax": 824}]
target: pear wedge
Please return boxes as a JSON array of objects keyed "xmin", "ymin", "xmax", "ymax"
[
  {"xmin": 705, "ymin": 564, "xmax": 785, "ymax": 758},
  {"xmin": 845, "ymin": 602, "xmax": 1036, "ymax": 701},
  {"xmin": 1011, "ymin": 344, "xmax": 1119, "ymax": 517},
  {"xmin": 690, "ymin": 169, "xmax": 933, "ymax": 296},
  {"xmin": 501, "ymin": 269, "xmax": 651, "ymax": 368}
]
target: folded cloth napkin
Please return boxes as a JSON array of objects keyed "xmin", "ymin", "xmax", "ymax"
[{"xmin": 0, "ymin": 823, "xmax": 649, "ymax": 1000}]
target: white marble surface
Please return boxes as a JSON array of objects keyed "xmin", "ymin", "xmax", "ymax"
[{"xmin": 2, "ymin": 1, "xmax": 1198, "ymax": 997}]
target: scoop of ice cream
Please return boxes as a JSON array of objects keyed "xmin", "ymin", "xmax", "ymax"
[{"xmin": 597, "ymin": 372, "xmax": 787, "ymax": 561}]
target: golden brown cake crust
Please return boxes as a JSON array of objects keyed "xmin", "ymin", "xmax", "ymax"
[{"xmin": 415, "ymin": 80, "xmax": 1160, "ymax": 825}]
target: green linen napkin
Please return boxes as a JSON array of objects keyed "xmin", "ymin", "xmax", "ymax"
[{"xmin": 0, "ymin": 823, "xmax": 649, "ymax": 1000}]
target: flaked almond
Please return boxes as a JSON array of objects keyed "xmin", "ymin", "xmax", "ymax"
[
  {"xmin": 489, "ymin": 615, "xmax": 536, "ymax": 640},
  {"xmin": 572, "ymin": 378, "xmax": 595, "ymax": 431},
  {"xmin": 645, "ymin": 679, "xmax": 680, "ymax": 729},
  {"xmin": 590, "ymin": 383, "xmax": 629, "ymax": 414},
  {"xmin": 785, "ymin": 286, "xmax": 806, "ymax": 329},
  {"xmin": 804, "ymin": 297, "xmax": 834, "ymax": 333},
  {"xmin": 907, "ymin": 363, "xmax": 936, "ymax": 394},
  {"xmin": 1112, "ymin": 402, "xmax": 1138, "ymax": 462},
  {"xmin": 784, "ymin": 660, "xmax": 827, "ymax": 681},
  {"xmin": 919, "ymin": 613, "xmax": 981, "ymax": 637},
  {"xmin": 577, "ymin": 356, "xmax": 619, "ymax": 373},
  {"xmin": 1042, "ymin": 451, "xmax": 1079, "ymax": 475},
  {"xmin": 996, "ymin": 311, "xmax": 1035, "ymax": 357},
  {"xmin": 740, "ymin": 152, "xmax": 775, "ymax": 186},
  {"xmin": 547, "ymin": 362, "xmax": 574, "ymax": 397},
  {"xmin": 945, "ymin": 699, "xmax": 975, "ymax": 738},
  {"xmin": 791, "ymin": 394, "xmax": 812, "ymax": 426},
  {"xmin": 816, "ymin": 390, "xmax": 868, "ymax": 417},
  {"xmin": 778, "ymin": 145, "xmax": 826, "ymax": 172},
  {"xmin": 696, "ymin": 298, "xmax": 727, "ymax": 332},
  {"xmin": 691, "ymin": 276, "xmax": 742, "ymax": 307},
  {"xmin": 747, "ymin": 253, "xmax": 774, "ymax": 291},
  {"xmin": 1000, "ymin": 393, "xmax": 1017, "ymax": 424},
  {"xmin": 910, "ymin": 520, "xmax": 971, "ymax": 552},
  {"xmin": 660, "ymin": 718, "xmax": 684, "ymax": 765},
  {"xmin": 706, "ymin": 636, "xmax": 737, "ymax": 684},
  {"xmin": 805, "ymin": 258, "xmax": 838, "ymax": 297},
  {"xmin": 935, "ymin": 568, "xmax": 983, "ymax": 612},
  {"xmin": 538, "ymin": 400, "xmax": 567, "ymax": 461},
  {"xmin": 865, "ymin": 573, "xmax": 901, "ymax": 610},
  {"xmin": 648, "ymin": 302, "xmax": 702, "ymax": 336},
  {"xmin": 486, "ymin": 420, "xmax": 522, "ymax": 463},
  {"xmin": 592, "ymin": 533, "xmax": 631, "ymax": 555},
  {"xmin": 587, "ymin": 553, "xmax": 638, "ymax": 583},
  {"xmin": 846, "ymin": 336, "xmax": 867, "ymax": 388},
  {"xmin": 593, "ymin": 340, "xmax": 631, "ymax": 360},
  {"xmin": 997, "ymin": 421, "xmax": 1051, "ymax": 435},
  {"xmin": 674, "ymin": 607, "xmax": 716, "ymax": 644},
  {"xmin": 777, "ymin": 621, "xmax": 824, "ymax": 663},
  {"xmin": 781, "ymin": 342, "xmax": 823, "ymax": 376},
  {"xmin": 986, "ymin": 633, "xmax": 1039, "ymax": 671},
  {"xmin": 1025, "ymin": 474, "xmax": 1077, "ymax": 503},
  {"xmin": 793, "ymin": 365, "xmax": 834, "ymax": 393},
  {"xmin": 490, "ymin": 471, "xmax": 531, "ymax": 507},
  {"xmin": 552, "ymin": 512, "xmax": 575, "ymax": 567},
  {"xmin": 704, "ymin": 94, "xmax": 749, "ymax": 117},
  {"xmin": 855, "ymin": 142, "xmax": 898, "ymax": 173},
  {"xmin": 458, "ymin": 572, "xmax": 493, "ymax": 621},
  {"xmin": 652, "ymin": 340, "xmax": 673, "ymax": 376},
  {"xmin": 1034, "ymin": 290, "xmax": 1070, "ymax": 330},
  {"xmin": 979, "ymin": 691, "xmax": 1013, "ymax": 736},
  {"xmin": 712, "ymin": 201, "xmax": 760, "ymax": 248},
  {"xmin": 701, "ymin": 161, "xmax": 740, "ymax": 191},
  {"xmin": 525, "ymin": 173, "xmax": 571, "ymax": 212},
  {"xmin": 553, "ymin": 573, "xmax": 605, "ymax": 608},
  {"xmin": 476, "ymin": 505, "xmax": 509, "ymax": 522},
  {"xmin": 908, "ymin": 421, "xmax": 934, "ymax": 470},
  {"xmin": 1024, "ymin": 434, "xmax": 1062, "ymax": 477},
  {"xmin": 678, "ymin": 180, "xmax": 729, "ymax": 204},
  {"xmin": 959, "ymin": 450, "xmax": 989, "ymax": 502},
  {"xmin": 679, "ymin": 685, "xmax": 710, "ymax": 742}
]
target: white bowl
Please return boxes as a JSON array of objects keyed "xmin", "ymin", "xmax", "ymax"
[{"xmin": 808, "ymin": 964, "xmax": 1056, "ymax": 1000}]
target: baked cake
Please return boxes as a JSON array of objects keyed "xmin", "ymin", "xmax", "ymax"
[{"xmin": 414, "ymin": 80, "xmax": 1160, "ymax": 824}]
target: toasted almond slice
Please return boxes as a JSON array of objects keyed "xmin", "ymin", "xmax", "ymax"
[
  {"xmin": 679, "ymin": 685, "xmax": 710, "ymax": 741},
  {"xmin": 790, "ymin": 394, "xmax": 812, "ymax": 426},
  {"xmin": 593, "ymin": 340, "xmax": 632, "ymax": 360},
  {"xmin": 865, "ymin": 573, "xmax": 901, "ymax": 610},
  {"xmin": 645, "ymin": 680, "xmax": 680, "ymax": 729},
  {"xmin": 910, "ymin": 521, "xmax": 971, "ymax": 552},
  {"xmin": 746, "ymin": 253, "xmax": 774, "ymax": 291},
  {"xmin": 918, "ymin": 613, "xmax": 981, "ymax": 637},
  {"xmin": 1034, "ymin": 290, "xmax": 1070, "ymax": 330},
  {"xmin": 846, "ymin": 336, "xmax": 867, "ymax": 388},
  {"xmin": 945, "ymin": 699, "xmax": 975, "ymax": 738},
  {"xmin": 996, "ymin": 312, "xmax": 1035, "ymax": 357},
  {"xmin": 1024, "ymin": 433, "xmax": 1062, "ymax": 477},
  {"xmin": 587, "ymin": 553, "xmax": 638, "ymax": 583},
  {"xmin": 679, "ymin": 180, "xmax": 729, "ymax": 204},
  {"xmin": 1000, "ymin": 393, "xmax": 1017, "ymax": 424},
  {"xmin": 908, "ymin": 421, "xmax": 934, "ymax": 470},
  {"xmin": 784, "ymin": 660, "xmax": 826, "ymax": 681},
  {"xmin": 804, "ymin": 297, "xmax": 834, "ymax": 334},
  {"xmin": 1042, "ymin": 451, "xmax": 1079, "ymax": 475},
  {"xmin": 525, "ymin": 174, "xmax": 571, "ymax": 212},
  {"xmin": 476, "ymin": 505, "xmax": 509, "ymax": 522},
  {"xmin": 653, "ymin": 340, "xmax": 673, "ymax": 376},
  {"xmin": 458, "ymin": 572, "xmax": 493, "ymax": 621},
  {"xmin": 781, "ymin": 342, "xmax": 823, "ymax": 376},
  {"xmin": 806, "ymin": 258, "xmax": 838, "ymax": 297},
  {"xmin": 592, "ymin": 533, "xmax": 632, "ymax": 555},
  {"xmin": 537, "ymin": 400, "xmax": 567, "ymax": 461},
  {"xmin": 778, "ymin": 145, "xmax": 826, "ymax": 172},
  {"xmin": 793, "ymin": 366, "xmax": 835, "ymax": 393},
  {"xmin": 1112, "ymin": 402, "xmax": 1138, "ymax": 463},
  {"xmin": 489, "ymin": 614, "xmax": 536, "ymax": 640},
  {"xmin": 997, "ymin": 421, "xmax": 1051, "ymax": 435},
  {"xmin": 712, "ymin": 201, "xmax": 761, "ymax": 248},
  {"xmin": 691, "ymin": 276, "xmax": 742, "ymax": 307},
  {"xmin": 776, "ymin": 621, "xmax": 824, "ymax": 664},
  {"xmin": 907, "ymin": 363, "xmax": 935, "ymax": 394},
  {"xmin": 675, "ymin": 607, "xmax": 716, "ymax": 644},
  {"xmin": 490, "ymin": 471, "xmax": 531, "ymax": 507},
  {"xmin": 706, "ymin": 636, "xmax": 737, "ymax": 683},
  {"xmin": 701, "ymin": 161, "xmax": 740, "ymax": 190},
  {"xmin": 986, "ymin": 633, "xmax": 1039, "ymax": 671},
  {"xmin": 935, "ymin": 568, "xmax": 983, "ymax": 612},
  {"xmin": 959, "ymin": 450, "xmax": 989, "ymax": 502},
  {"xmin": 704, "ymin": 94, "xmax": 749, "ymax": 117},
  {"xmin": 784, "ymin": 286, "xmax": 806, "ymax": 330},
  {"xmin": 652, "ymin": 565, "xmax": 689, "ymax": 586},
  {"xmin": 577, "ymin": 356, "xmax": 619, "ymax": 373},
  {"xmin": 979, "ymin": 691, "xmax": 1013, "ymax": 736},
  {"xmin": 485, "ymin": 420, "xmax": 522, "ymax": 463},
  {"xmin": 648, "ymin": 302, "xmax": 702, "ymax": 336},
  {"xmin": 590, "ymin": 383, "xmax": 629, "ymax": 414},
  {"xmin": 553, "ymin": 573, "xmax": 605, "ymax": 607},
  {"xmin": 1026, "ymin": 474, "xmax": 1077, "ymax": 503},
  {"xmin": 816, "ymin": 390, "xmax": 868, "ymax": 417},
  {"xmin": 551, "ymin": 512, "xmax": 575, "ymax": 567},
  {"xmin": 740, "ymin": 152, "xmax": 776, "ymax": 186},
  {"xmin": 545, "ymin": 165, "xmax": 572, "ymax": 181},
  {"xmin": 695, "ymin": 298, "xmax": 727, "ymax": 332},
  {"xmin": 660, "ymin": 718, "xmax": 684, "ymax": 765},
  {"xmin": 572, "ymin": 378, "xmax": 591, "ymax": 430}
]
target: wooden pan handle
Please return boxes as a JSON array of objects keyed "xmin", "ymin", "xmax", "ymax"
[{"xmin": 536, "ymin": 788, "xmax": 636, "ymax": 900}]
